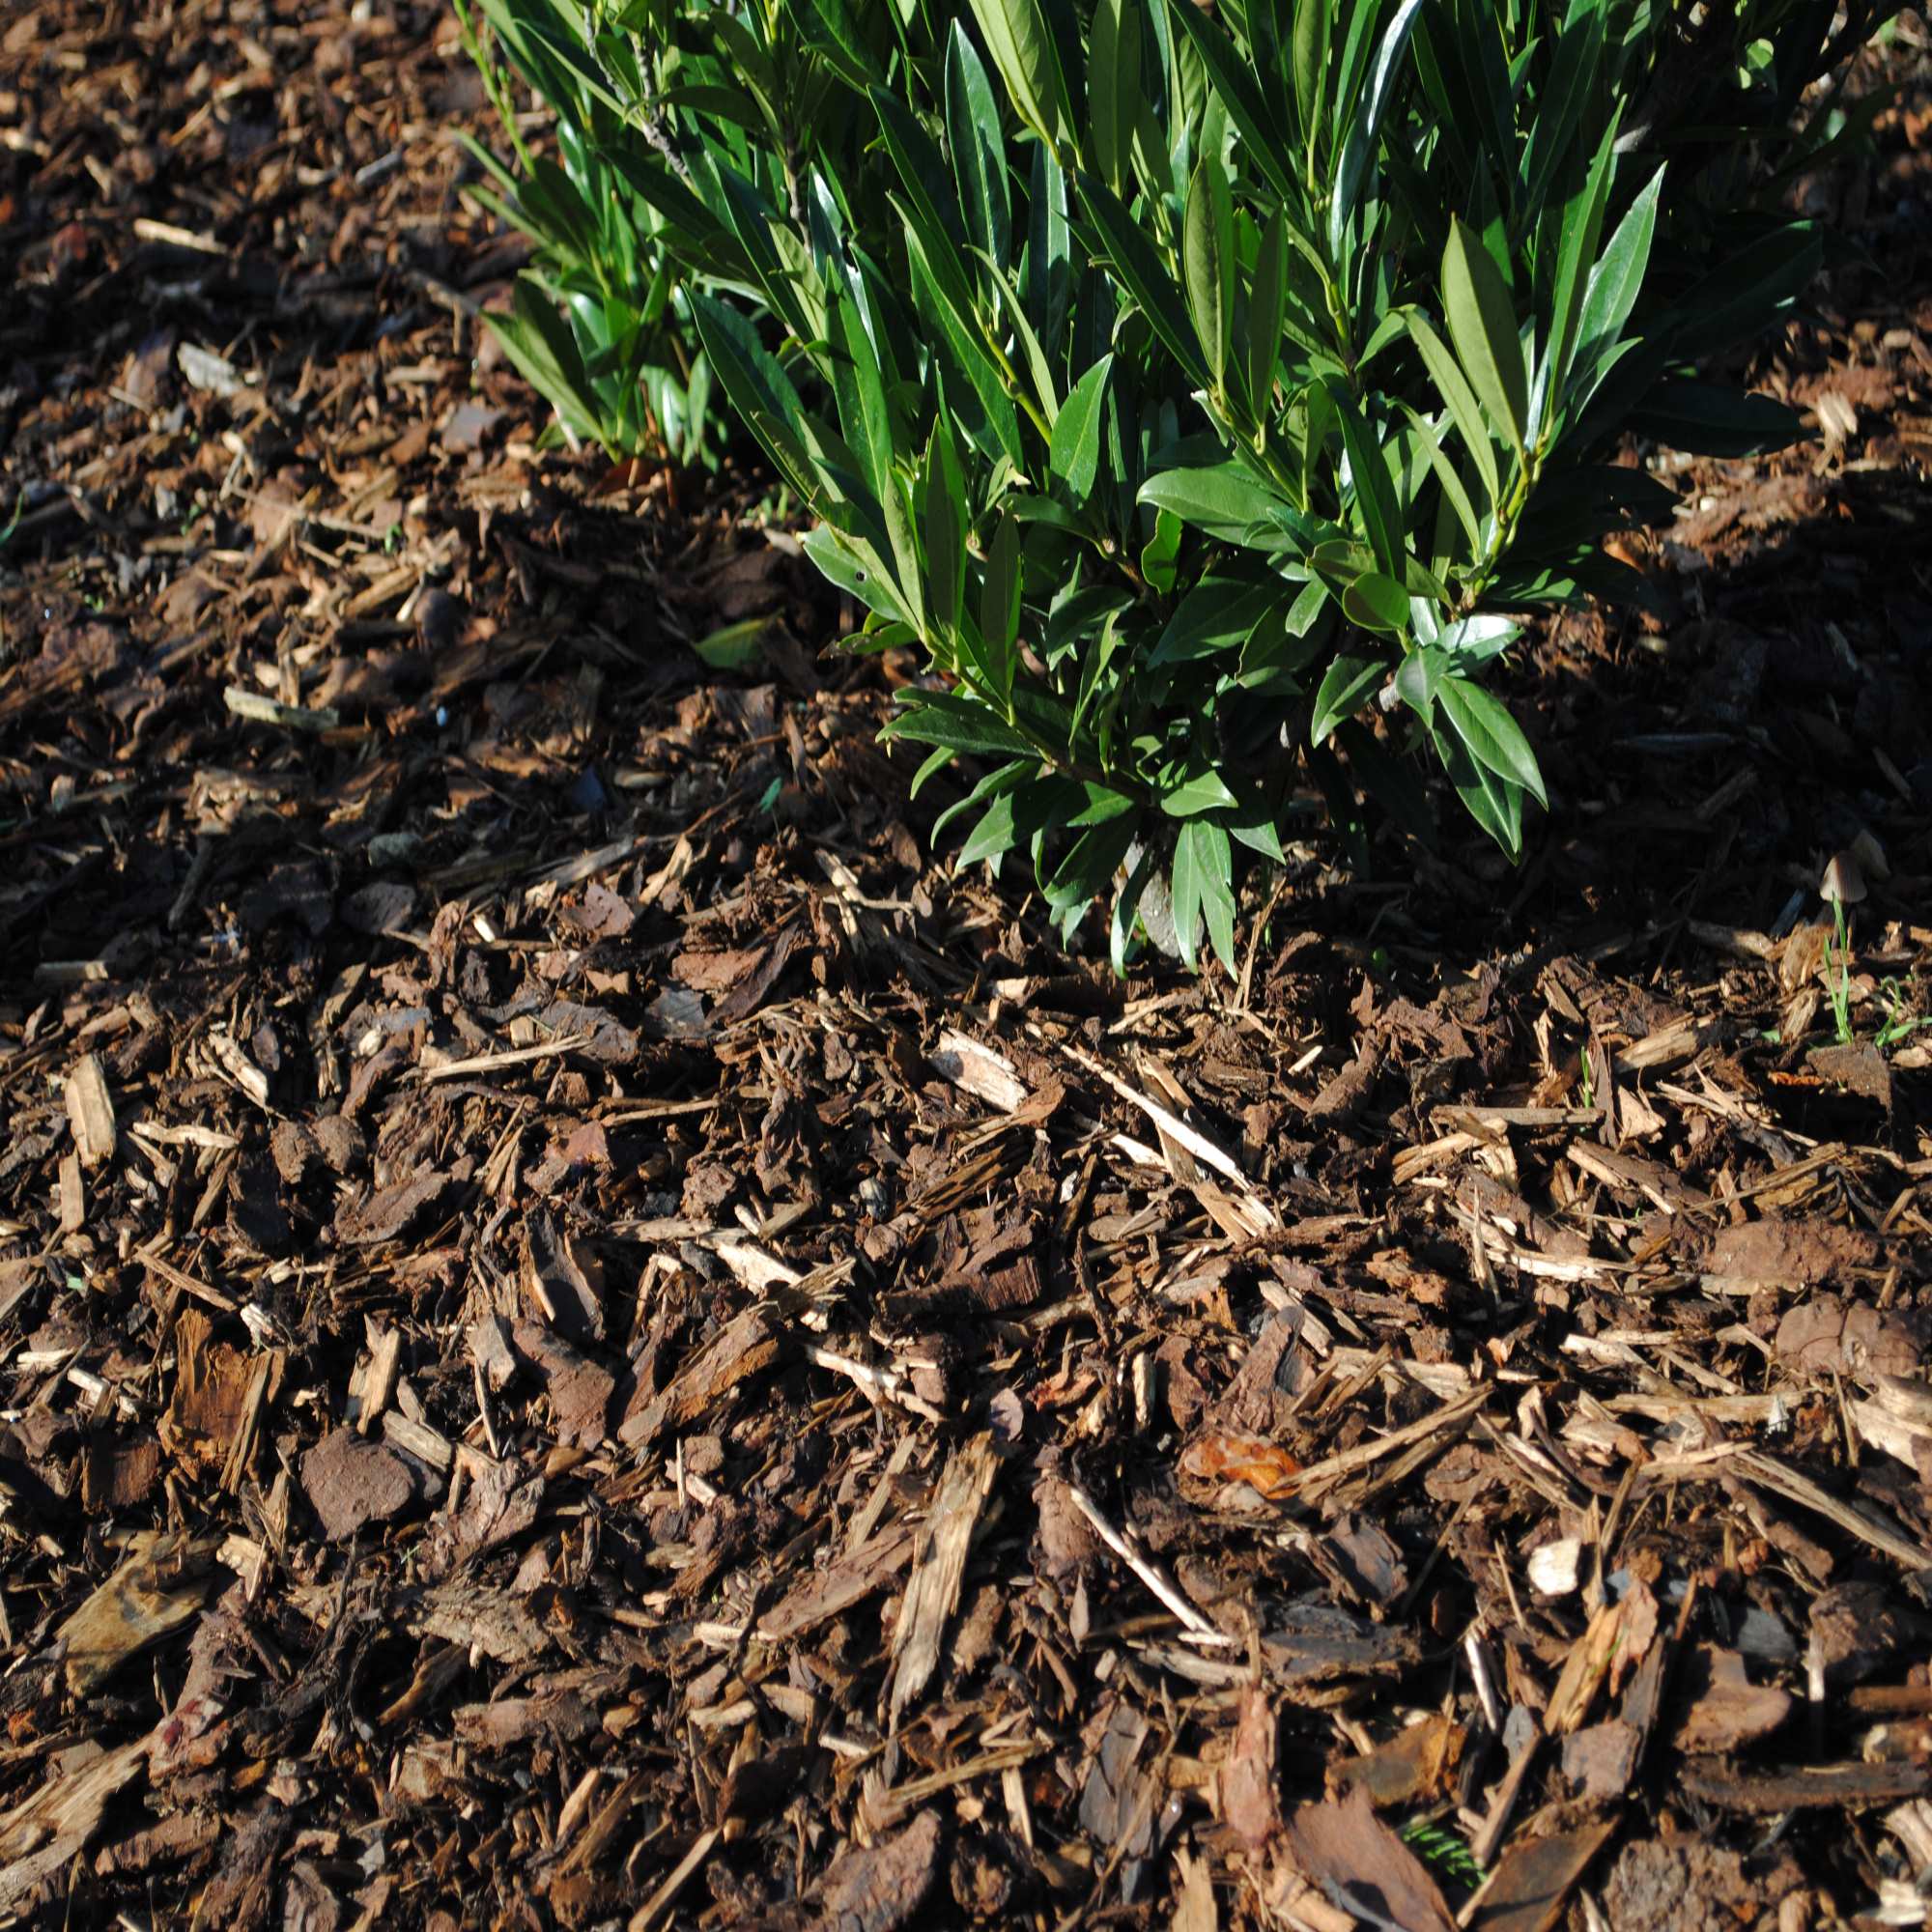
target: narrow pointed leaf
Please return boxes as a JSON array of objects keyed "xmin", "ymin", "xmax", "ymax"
[
  {"xmin": 1248, "ymin": 205, "xmax": 1289, "ymax": 413},
  {"xmin": 1570, "ymin": 164, "xmax": 1662, "ymax": 395},
  {"xmin": 1183, "ymin": 153, "xmax": 1236, "ymax": 391},
  {"xmin": 1328, "ymin": 0, "xmax": 1428, "ymax": 258},
  {"xmin": 1049, "ymin": 354, "xmax": 1114, "ymax": 503},
  {"xmin": 1437, "ymin": 675, "xmax": 1546, "ymax": 807},
  {"xmin": 1443, "ymin": 216, "xmax": 1527, "ymax": 454},
  {"xmin": 1406, "ymin": 308, "xmax": 1500, "ymax": 509},
  {"xmin": 1311, "ymin": 651, "xmax": 1383, "ymax": 744},
  {"xmin": 947, "ymin": 21, "xmax": 1012, "ymax": 270}
]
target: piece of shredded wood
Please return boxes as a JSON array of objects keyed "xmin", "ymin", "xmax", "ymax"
[
  {"xmin": 218, "ymin": 1353, "xmax": 274, "ymax": 1493},
  {"xmin": 858, "ymin": 1740, "xmax": 1047, "ymax": 1832},
  {"xmin": 1644, "ymin": 1445, "xmax": 1931, "ymax": 1571},
  {"xmin": 1287, "ymin": 1385, "xmax": 1492, "ymax": 1501},
  {"xmin": 205, "ymin": 1027, "xmax": 271, "ymax": 1109},
  {"xmin": 888, "ymin": 1432, "xmax": 999, "ymax": 1725},
  {"xmin": 350, "ymin": 1324, "xmax": 402, "ymax": 1435},
  {"xmin": 1886, "ymin": 1798, "xmax": 1932, "ymax": 1872},
  {"xmin": 222, "ymin": 685, "xmax": 338, "ymax": 731},
  {"xmin": 1614, "ymin": 1016, "xmax": 1714, "ymax": 1072},
  {"xmin": 1604, "ymin": 1391, "xmax": 1791, "ymax": 1428},
  {"xmin": 626, "ymin": 1826, "xmax": 719, "ymax": 1932},
  {"xmin": 1472, "ymin": 1226, "xmax": 1623, "ymax": 1283},
  {"xmin": 64, "ymin": 1054, "xmax": 116, "ymax": 1169},
  {"xmin": 384, "ymin": 1411, "xmax": 454, "ymax": 1474},
  {"xmin": 1447, "ymin": 1104, "xmax": 1606, "ymax": 1129},
  {"xmin": 928, "ymin": 1026, "xmax": 1030, "ymax": 1112},
  {"xmin": 1392, "ymin": 1131, "xmax": 1484, "ymax": 1185},
  {"xmin": 136, "ymin": 1241, "xmax": 238, "ymax": 1315},
  {"xmin": 1872, "ymin": 1376, "xmax": 1932, "ymax": 1426},
  {"xmin": 554, "ymin": 1766, "xmax": 606, "ymax": 1852},
  {"xmin": 1464, "ymin": 1631, "xmax": 1505, "ymax": 1733},
  {"xmin": 709, "ymin": 1236, "xmax": 800, "ymax": 1293},
  {"xmin": 804, "ymin": 1343, "xmax": 944, "ymax": 1423},
  {"xmin": 1565, "ymin": 1139, "xmax": 1709, "ymax": 1212},
  {"xmin": 417, "ymin": 1031, "xmax": 592, "ymax": 1081},
  {"xmin": 216, "ymin": 1534, "xmax": 270, "ymax": 1601},
  {"xmin": 1061, "ymin": 1042, "xmax": 1274, "ymax": 1217},
  {"xmin": 128, "ymin": 1120, "xmax": 239, "ymax": 1150},
  {"xmin": 1728, "ymin": 1142, "xmax": 1859, "ymax": 1202},
  {"xmin": 1466, "ymin": 1719, "xmax": 1542, "ymax": 1871},
  {"xmin": 1065, "ymin": 1485, "xmax": 1234, "ymax": 1647}
]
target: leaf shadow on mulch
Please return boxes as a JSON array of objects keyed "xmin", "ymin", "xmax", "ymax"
[{"xmin": 4, "ymin": 4, "xmax": 1932, "ymax": 1929}]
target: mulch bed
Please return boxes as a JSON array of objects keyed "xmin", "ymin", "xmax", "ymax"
[{"xmin": 5, "ymin": 3, "xmax": 1932, "ymax": 1927}]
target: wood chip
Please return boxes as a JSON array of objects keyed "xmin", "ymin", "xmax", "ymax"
[
  {"xmin": 64, "ymin": 1053, "xmax": 116, "ymax": 1169},
  {"xmin": 887, "ymin": 1432, "xmax": 999, "ymax": 1725}
]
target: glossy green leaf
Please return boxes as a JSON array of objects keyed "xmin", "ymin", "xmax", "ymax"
[
  {"xmin": 966, "ymin": 0, "xmax": 1069, "ymax": 149},
  {"xmin": 1111, "ymin": 840, "xmax": 1159, "ymax": 975},
  {"xmin": 1171, "ymin": 818, "xmax": 1236, "ymax": 974},
  {"xmin": 688, "ymin": 292, "xmax": 813, "ymax": 494},
  {"xmin": 1520, "ymin": 0, "xmax": 1604, "ymax": 223},
  {"xmin": 1405, "ymin": 308, "xmax": 1500, "ymax": 510},
  {"xmin": 1570, "ymin": 164, "xmax": 1662, "ymax": 402},
  {"xmin": 1676, "ymin": 222, "xmax": 1823, "ymax": 359},
  {"xmin": 1150, "ymin": 576, "xmax": 1276, "ymax": 664},
  {"xmin": 1044, "ymin": 814, "xmax": 1141, "ymax": 934},
  {"xmin": 1183, "ymin": 152, "xmax": 1236, "ymax": 393},
  {"xmin": 1341, "ymin": 570, "xmax": 1408, "ymax": 636},
  {"xmin": 947, "ymin": 21, "xmax": 1012, "ymax": 272},
  {"xmin": 957, "ymin": 791, "xmax": 1020, "ymax": 867},
  {"xmin": 1443, "ymin": 216, "xmax": 1527, "ymax": 455},
  {"xmin": 1160, "ymin": 766, "xmax": 1239, "ymax": 817},
  {"xmin": 486, "ymin": 278, "xmax": 605, "ymax": 450},
  {"xmin": 1248, "ymin": 205, "xmax": 1289, "ymax": 416},
  {"xmin": 923, "ymin": 417, "xmax": 969, "ymax": 638},
  {"xmin": 1138, "ymin": 463, "xmax": 1285, "ymax": 547},
  {"xmin": 1023, "ymin": 142, "xmax": 1071, "ymax": 359},
  {"xmin": 1310, "ymin": 650, "xmax": 1383, "ymax": 745},
  {"xmin": 1141, "ymin": 506, "xmax": 1182, "ymax": 592},
  {"xmin": 880, "ymin": 688, "xmax": 1037, "ymax": 759},
  {"xmin": 1330, "ymin": 388, "xmax": 1405, "ymax": 582},
  {"xmin": 800, "ymin": 526, "xmax": 913, "ymax": 628},
  {"xmin": 1397, "ymin": 402, "xmax": 1481, "ymax": 555},
  {"xmin": 1290, "ymin": 0, "xmax": 1329, "ymax": 160},
  {"xmin": 1161, "ymin": 0, "xmax": 1295, "ymax": 204},
  {"xmin": 899, "ymin": 211, "xmax": 1024, "ymax": 468},
  {"xmin": 1078, "ymin": 173, "xmax": 1210, "ymax": 392},
  {"xmin": 930, "ymin": 756, "xmax": 1029, "ymax": 837},
  {"xmin": 1627, "ymin": 383, "xmax": 1804, "ymax": 459},
  {"xmin": 1437, "ymin": 675, "xmax": 1546, "ymax": 807},
  {"xmin": 1328, "ymin": 0, "xmax": 1429, "ymax": 259},
  {"xmin": 1435, "ymin": 719, "xmax": 1524, "ymax": 855},
  {"xmin": 1049, "ymin": 354, "xmax": 1114, "ymax": 503},
  {"xmin": 1536, "ymin": 115, "xmax": 1617, "ymax": 440},
  {"xmin": 1087, "ymin": 0, "xmax": 1141, "ymax": 196},
  {"xmin": 978, "ymin": 513, "xmax": 1023, "ymax": 704}
]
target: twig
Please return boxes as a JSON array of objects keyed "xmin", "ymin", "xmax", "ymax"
[
  {"xmin": 1066, "ymin": 1486, "xmax": 1234, "ymax": 1646},
  {"xmin": 805, "ymin": 1345, "xmax": 945, "ymax": 1424},
  {"xmin": 626, "ymin": 1827, "xmax": 719, "ymax": 1932},
  {"xmin": 1060, "ymin": 1044, "xmax": 1275, "ymax": 1219},
  {"xmin": 417, "ymin": 1034, "xmax": 591, "ymax": 1082}
]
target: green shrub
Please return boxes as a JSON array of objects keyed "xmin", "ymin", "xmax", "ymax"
[{"xmin": 465, "ymin": 0, "xmax": 1895, "ymax": 968}]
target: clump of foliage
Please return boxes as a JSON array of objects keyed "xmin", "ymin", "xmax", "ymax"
[
  {"xmin": 456, "ymin": 0, "xmax": 719, "ymax": 466},
  {"xmin": 465, "ymin": 0, "xmax": 1895, "ymax": 968}
]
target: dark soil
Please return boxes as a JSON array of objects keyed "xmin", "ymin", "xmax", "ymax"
[{"xmin": 4, "ymin": 4, "xmax": 1932, "ymax": 1928}]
